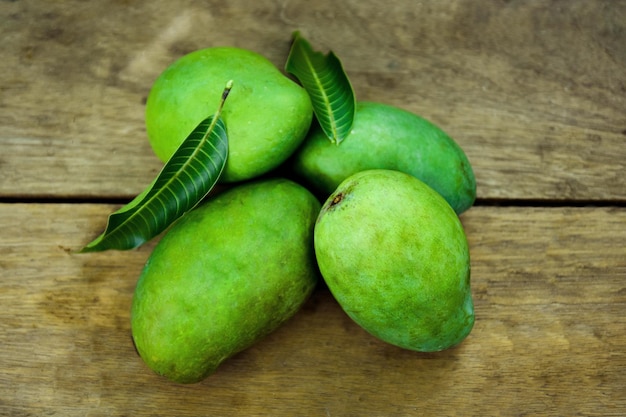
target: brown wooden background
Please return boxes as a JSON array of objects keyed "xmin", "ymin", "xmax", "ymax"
[{"xmin": 1, "ymin": 1, "xmax": 625, "ymax": 416}]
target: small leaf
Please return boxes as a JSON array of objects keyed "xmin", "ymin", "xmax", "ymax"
[
  {"xmin": 80, "ymin": 83, "xmax": 232, "ymax": 252},
  {"xmin": 285, "ymin": 31, "xmax": 356, "ymax": 145}
]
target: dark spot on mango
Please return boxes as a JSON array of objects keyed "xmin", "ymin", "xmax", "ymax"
[{"xmin": 330, "ymin": 192, "xmax": 344, "ymax": 207}]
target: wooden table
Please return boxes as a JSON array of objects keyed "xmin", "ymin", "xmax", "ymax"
[{"xmin": 2, "ymin": 1, "xmax": 625, "ymax": 415}]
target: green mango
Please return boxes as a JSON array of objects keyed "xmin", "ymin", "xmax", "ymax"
[
  {"xmin": 145, "ymin": 47, "xmax": 313, "ymax": 183},
  {"xmin": 314, "ymin": 169, "xmax": 474, "ymax": 352},
  {"xmin": 290, "ymin": 101, "xmax": 476, "ymax": 214},
  {"xmin": 131, "ymin": 178, "xmax": 321, "ymax": 383}
]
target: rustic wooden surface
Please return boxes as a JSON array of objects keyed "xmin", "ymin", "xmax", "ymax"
[{"xmin": 1, "ymin": 1, "xmax": 625, "ymax": 416}]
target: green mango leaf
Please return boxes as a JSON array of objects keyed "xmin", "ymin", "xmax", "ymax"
[
  {"xmin": 80, "ymin": 82, "xmax": 232, "ymax": 252},
  {"xmin": 285, "ymin": 31, "xmax": 356, "ymax": 145}
]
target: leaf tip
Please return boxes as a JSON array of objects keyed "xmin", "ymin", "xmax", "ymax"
[
  {"xmin": 77, "ymin": 244, "xmax": 97, "ymax": 254},
  {"xmin": 291, "ymin": 30, "xmax": 302, "ymax": 41},
  {"xmin": 76, "ymin": 233, "xmax": 101, "ymax": 253}
]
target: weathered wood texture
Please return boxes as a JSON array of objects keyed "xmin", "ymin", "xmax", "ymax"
[
  {"xmin": 1, "ymin": 204, "xmax": 624, "ymax": 416},
  {"xmin": 1, "ymin": 1, "xmax": 626, "ymax": 416},
  {"xmin": 1, "ymin": 0, "xmax": 625, "ymax": 200}
]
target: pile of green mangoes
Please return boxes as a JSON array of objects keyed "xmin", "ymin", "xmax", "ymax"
[{"xmin": 131, "ymin": 46, "xmax": 476, "ymax": 383}]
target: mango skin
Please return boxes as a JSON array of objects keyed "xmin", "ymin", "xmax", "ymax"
[
  {"xmin": 145, "ymin": 47, "xmax": 313, "ymax": 183},
  {"xmin": 131, "ymin": 178, "xmax": 321, "ymax": 383},
  {"xmin": 290, "ymin": 101, "xmax": 476, "ymax": 214},
  {"xmin": 314, "ymin": 169, "xmax": 474, "ymax": 352}
]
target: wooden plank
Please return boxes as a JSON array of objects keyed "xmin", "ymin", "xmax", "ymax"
[
  {"xmin": 1, "ymin": 203, "xmax": 624, "ymax": 416},
  {"xmin": 1, "ymin": 1, "xmax": 625, "ymax": 200}
]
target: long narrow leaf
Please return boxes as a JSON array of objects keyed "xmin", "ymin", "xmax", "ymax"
[
  {"xmin": 81, "ymin": 113, "xmax": 228, "ymax": 252},
  {"xmin": 285, "ymin": 32, "xmax": 356, "ymax": 145}
]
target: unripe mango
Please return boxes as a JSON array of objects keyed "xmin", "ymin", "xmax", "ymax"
[
  {"xmin": 131, "ymin": 178, "xmax": 321, "ymax": 383},
  {"xmin": 145, "ymin": 47, "xmax": 313, "ymax": 183},
  {"xmin": 314, "ymin": 169, "xmax": 474, "ymax": 351},
  {"xmin": 291, "ymin": 101, "xmax": 476, "ymax": 214}
]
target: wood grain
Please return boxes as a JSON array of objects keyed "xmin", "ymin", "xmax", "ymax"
[
  {"xmin": 1, "ymin": 1, "xmax": 625, "ymax": 416},
  {"xmin": 1, "ymin": 0, "xmax": 625, "ymax": 200},
  {"xmin": 1, "ymin": 203, "xmax": 624, "ymax": 416}
]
